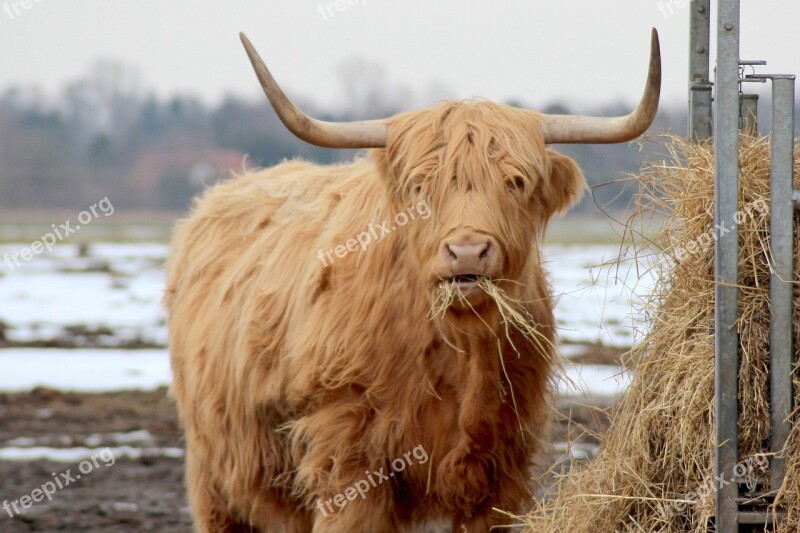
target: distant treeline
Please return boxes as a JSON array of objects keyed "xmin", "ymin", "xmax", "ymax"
[{"xmin": 0, "ymin": 59, "xmax": 728, "ymax": 214}]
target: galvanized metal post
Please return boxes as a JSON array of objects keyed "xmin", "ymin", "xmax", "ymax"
[
  {"xmin": 714, "ymin": 0, "xmax": 742, "ymax": 530},
  {"xmin": 767, "ymin": 75, "xmax": 796, "ymax": 492},
  {"xmin": 689, "ymin": 0, "xmax": 713, "ymax": 139}
]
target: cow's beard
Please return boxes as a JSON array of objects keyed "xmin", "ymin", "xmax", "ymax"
[
  {"xmin": 428, "ymin": 278, "xmax": 554, "ymax": 439},
  {"xmin": 429, "ymin": 278, "xmax": 554, "ymax": 360}
]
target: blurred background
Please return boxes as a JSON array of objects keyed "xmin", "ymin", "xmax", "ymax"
[{"xmin": 0, "ymin": 1, "xmax": 799, "ymax": 531}]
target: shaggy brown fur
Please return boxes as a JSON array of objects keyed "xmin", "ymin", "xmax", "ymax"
[{"xmin": 166, "ymin": 100, "xmax": 585, "ymax": 532}]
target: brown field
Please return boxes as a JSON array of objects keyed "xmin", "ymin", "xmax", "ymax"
[{"xmin": 0, "ymin": 346, "xmax": 621, "ymax": 533}]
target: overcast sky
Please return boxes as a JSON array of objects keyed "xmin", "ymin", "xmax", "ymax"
[{"xmin": 2, "ymin": 1, "xmax": 799, "ymax": 112}]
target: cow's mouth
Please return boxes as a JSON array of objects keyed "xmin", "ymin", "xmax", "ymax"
[
  {"xmin": 442, "ymin": 274, "xmax": 486, "ymax": 291},
  {"xmin": 432, "ymin": 274, "xmax": 496, "ymax": 314}
]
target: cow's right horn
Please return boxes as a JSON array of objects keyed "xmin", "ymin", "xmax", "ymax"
[
  {"xmin": 240, "ymin": 33, "xmax": 388, "ymax": 149},
  {"xmin": 538, "ymin": 28, "xmax": 662, "ymax": 144}
]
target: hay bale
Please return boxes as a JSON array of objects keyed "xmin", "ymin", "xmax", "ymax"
[{"xmin": 525, "ymin": 134, "xmax": 800, "ymax": 532}]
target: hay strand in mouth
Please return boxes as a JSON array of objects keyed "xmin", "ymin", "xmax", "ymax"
[
  {"xmin": 429, "ymin": 278, "xmax": 554, "ymax": 357},
  {"xmin": 477, "ymin": 277, "xmax": 555, "ymax": 358},
  {"xmin": 428, "ymin": 280, "xmax": 458, "ymax": 319}
]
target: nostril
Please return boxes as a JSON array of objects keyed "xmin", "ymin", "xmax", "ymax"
[
  {"xmin": 479, "ymin": 241, "xmax": 491, "ymax": 261},
  {"xmin": 444, "ymin": 240, "xmax": 497, "ymax": 265}
]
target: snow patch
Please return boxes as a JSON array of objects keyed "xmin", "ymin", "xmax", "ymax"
[
  {"xmin": 0, "ymin": 349, "xmax": 171, "ymax": 392},
  {"xmin": 557, "ymin": 363, "xmax": 631, "ymax": 400},
  {"xmin": 0, "ymin": 445, "xmax": 184, "ymax": 462}
]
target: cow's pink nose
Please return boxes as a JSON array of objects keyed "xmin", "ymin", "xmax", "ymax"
[{"xmin": 442, "ymin": 239, "xmax": 496, "ymax": 273}]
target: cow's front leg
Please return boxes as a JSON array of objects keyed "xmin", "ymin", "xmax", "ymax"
[
  {"xmin": 438, "ymin": 341, "xmax": 501, "ymax": 510},
  {"xmin": 292, "ymin": 401, "xmax": 405, "ymax": 533},
  {"xmin": 436, "ymin": 444, "xmax": 490, "ymax": 510},
  {"xmin": 450, "ymin": 454, "xmax": 532, "ymax": 533}
]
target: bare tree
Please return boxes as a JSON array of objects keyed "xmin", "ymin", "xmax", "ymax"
[{"xmin": 336, "ymin": 57, "xmax": 413, "ymax": 119}]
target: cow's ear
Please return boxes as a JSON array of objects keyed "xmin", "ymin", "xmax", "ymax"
[{"xmin": 539, "ymin": 148, "xmax": 586, "ymax": 217}]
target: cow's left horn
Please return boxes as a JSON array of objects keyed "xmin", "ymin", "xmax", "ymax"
[
  {"xmin": 538, "ymin": 28, "xmax": 662, "ymax": 144},
  {"xmin": 240, "ymin": 33, "xmax": 388, "ymax": 148}
]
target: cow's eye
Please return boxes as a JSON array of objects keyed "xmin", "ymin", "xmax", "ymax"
[{"xmin": 506, "ymin": 176, "xmax": 526, "ymax": 192}]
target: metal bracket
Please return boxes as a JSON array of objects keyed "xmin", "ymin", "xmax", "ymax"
[{"xmin": 735, "ymin": 61, "xmax": 768, "ymax": 131}]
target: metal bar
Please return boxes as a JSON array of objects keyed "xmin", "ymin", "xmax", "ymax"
[
  {"xmin": 690, "ymin": 83, "xmax": 714, "ymax": 140},
  {"xmin": 740, "ymin": 94, "xmax": 759, "ymax": 134},
  {"xmin": 689, "ymin": 0, "xmax": 712, "ymax": 139},
  {"xmin": 714, "ymin": 0, "xmax": 742, "ymax": 530},
  {"xmin": 738, "ymin": 511, "xmax": 785, "ymax": 525},
  {"xmin": 767, "ymin": 75, "xmax": 796, "ymax": 492},
  {"xmin": 792, "ymin": 189, "xmax": 800, "ymax": 211}
]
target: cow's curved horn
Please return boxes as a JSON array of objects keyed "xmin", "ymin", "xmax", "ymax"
[
  {"xmin": 240, "ymin": 33, "xmax": 388, "ymax": 148},
  {"xmin": 539, "ymin": 29, "xmax": 661, "ymax": 144}
]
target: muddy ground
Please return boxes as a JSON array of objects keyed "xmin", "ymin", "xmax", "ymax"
[{"xmin": 0, "ymin": 383, "xmax": 616, "ymax": 532}]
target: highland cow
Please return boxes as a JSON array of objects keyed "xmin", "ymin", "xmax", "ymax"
[{"xmin": 166, "ymin": 30, "xmax": 661, "ymax": 532}]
